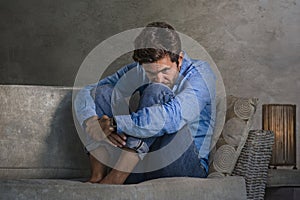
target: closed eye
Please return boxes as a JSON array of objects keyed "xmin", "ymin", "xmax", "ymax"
[{"xmin": 161, "ymin": 68, "xmax": 169, "ymax": 73}]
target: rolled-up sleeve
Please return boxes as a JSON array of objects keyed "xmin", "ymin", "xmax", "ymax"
[{"xmin": 74, "ymin": 83, "xmax": 98, "ymax": 126}]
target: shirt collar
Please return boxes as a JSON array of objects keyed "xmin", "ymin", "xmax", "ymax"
[{"xmin": 179, "ymin": 51, "xmax": 193, "ymax": 75}]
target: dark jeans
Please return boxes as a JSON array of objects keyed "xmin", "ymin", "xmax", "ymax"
[{"xmin": 94, "ymin": 83, "xmax": 207, "ymax": 184}]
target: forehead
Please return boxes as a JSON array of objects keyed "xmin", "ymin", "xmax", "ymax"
[{"xmin": 142, "ymin": 56, "xmax": 174, "ymax": 70}]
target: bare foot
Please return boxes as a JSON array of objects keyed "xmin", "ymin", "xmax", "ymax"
[
  {"xmin": 87, "ymin": 173, "xmax": 103, "ymax": 183},
  {"xmin": 86, "ymin": 154, "xmax": 107, "ymax": 183},
  {"xmin": 99, "ymin": 169, "xmax": 129, "ymax": 185},
  {"xmin": 99, "ymin": 148, "xmax": 140, "ymax": 185}
]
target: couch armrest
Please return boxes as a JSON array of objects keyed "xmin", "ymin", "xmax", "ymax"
[{"xmin": 232, "ymin": 130, "xmax": 274, "ymax": 200}]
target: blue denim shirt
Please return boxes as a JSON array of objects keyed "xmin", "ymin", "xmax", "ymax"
[{"xmin": 74, "ymin": 52, "xmax": 216, "ymax": 171}]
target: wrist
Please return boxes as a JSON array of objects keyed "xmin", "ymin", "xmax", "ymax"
[
  {"xmin": 110, "ymin": 117, "xmax": 117, "ymax": 129},
  {"xmin": 83, "ymin": 115, "xmax": 98, "ymax": 127}
]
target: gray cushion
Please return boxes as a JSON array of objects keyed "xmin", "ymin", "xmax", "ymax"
[
  {"xmin": 0, "ymin": 177, "xmax": 247, "ymax": 200},
  {"xmin": 0, "ymin": 85, "xmax": 90, "ymax": 179}
]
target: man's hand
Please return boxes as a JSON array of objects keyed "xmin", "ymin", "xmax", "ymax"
[
  {"xmin": 98, "ymin": 115, "xmax": 114, "ymax": 137},
  {"xmin": 85, "ymin": 115, "xmax": 127, "ymax": 147},
  {"xmin": 85, "ymin": 116, "xmax": 106, "ymax": 141},
  {"xmin": 107, "ymin": 132, "xmax": 127, "ymax": 148},
  {"xmin": 99, "ymin": 115, "xmax": 127, "ymax": 147}
]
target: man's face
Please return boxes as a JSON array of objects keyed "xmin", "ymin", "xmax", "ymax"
[{"xmin": 142, "ymin": 53, "xmax": 183, "ymax": 89}]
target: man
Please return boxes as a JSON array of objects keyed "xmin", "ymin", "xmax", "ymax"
[{"xmin": 74, "ymin": 21, "xmax": 216, "ymax": 184}]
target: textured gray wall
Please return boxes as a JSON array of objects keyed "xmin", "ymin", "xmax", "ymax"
[{"xmin": 0, "ymin": 0, "xmax": 299, "ymax": 166}]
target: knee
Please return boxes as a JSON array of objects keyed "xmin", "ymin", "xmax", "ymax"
[
  {"xmin": 95, "ymin": 84, "xmax": 114, "ymax": 101},
  {"xmin": 140, "ymin": 83, "xmax": 174, "ymax": 107}
]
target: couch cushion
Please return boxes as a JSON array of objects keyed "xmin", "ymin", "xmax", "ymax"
[
  {"xmin": 208, "ymin": 95, "xmax": 258, "ymax": 177},
  {"xmin": 0, "ymin": 177, "xmax": 247, "ymax": 200},
  {"xmin": 0, "ymin": 85, "xmax": 90, "ymax": 179}
]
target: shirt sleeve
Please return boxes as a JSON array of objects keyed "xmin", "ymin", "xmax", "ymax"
[
  {"xmin": 115, "ymin": 62, "xmax": 216, "ymax": 138},
  {"xmin": 73, "ymin": 62, "xmax": 138, "ymax": 126}
]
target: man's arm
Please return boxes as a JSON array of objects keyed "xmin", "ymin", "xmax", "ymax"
[
  {"xmin": 115, "ymin": 62, "xmax": 216, "ymax": 138},
  {"xmin": 84, "ymin": 115, "xmax": 127, "ymax": 147},
  {"xmin": 74, "ymin": 83, "xmax": 97, "ymax": 126},
  {"xmin": 74, "ymin": 62, "xmax": 139, "ymax": 126}
]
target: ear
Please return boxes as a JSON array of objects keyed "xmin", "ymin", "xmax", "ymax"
[{"xmin": 177, "ymin": 51, "xmax": 184, "ymax": 71}]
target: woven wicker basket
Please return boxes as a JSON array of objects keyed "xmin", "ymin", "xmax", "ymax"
[{"xmin": 232, "ymin": 130, "xmax": 274, "ymax": 200}]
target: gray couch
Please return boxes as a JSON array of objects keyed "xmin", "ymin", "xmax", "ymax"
[{"xmin": 0, "ymin": 85, "xmax": 273, "ymax": 200}]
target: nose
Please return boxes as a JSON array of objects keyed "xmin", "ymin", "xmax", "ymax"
[{"xmin": 153, "ymin": 73, "xmax": 163, "ymax": 83}]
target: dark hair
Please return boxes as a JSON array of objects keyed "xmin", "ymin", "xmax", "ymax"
[{"xmin": 132, "ymin": 22, "xmax": 181, "ymax": 65}]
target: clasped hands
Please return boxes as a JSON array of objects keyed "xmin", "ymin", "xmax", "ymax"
[{"xmin": 85, "ymin": 115, "xmax": 127, "ymax": 147}]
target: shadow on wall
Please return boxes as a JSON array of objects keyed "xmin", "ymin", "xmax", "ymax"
[{"xmin": 47, "ymin": 89, "xmax": 91, "ymax": 179}]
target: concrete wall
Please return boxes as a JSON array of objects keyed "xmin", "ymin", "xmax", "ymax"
[{"xmin": 0, "ymin": 0, "xmax": 299, "ymax": 166}]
